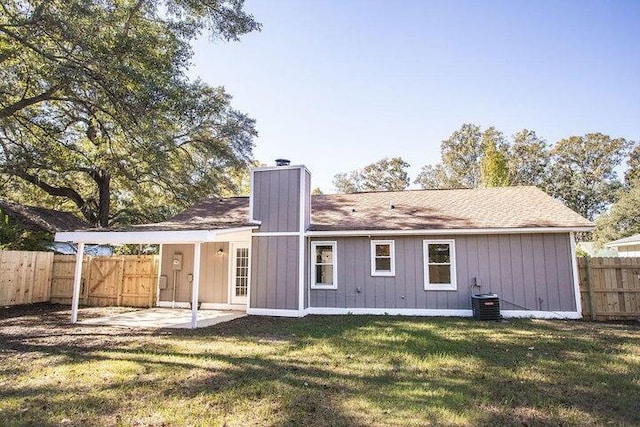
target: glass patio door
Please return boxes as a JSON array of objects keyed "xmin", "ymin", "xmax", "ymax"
[{"xmin": 230, "ymin": 244, "xmax": 249, "ymax": 305}]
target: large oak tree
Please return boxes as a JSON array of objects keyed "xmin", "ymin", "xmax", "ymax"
[{"xmin": 0, "ymin": 0, "xmax": 260, "ymax": 226}]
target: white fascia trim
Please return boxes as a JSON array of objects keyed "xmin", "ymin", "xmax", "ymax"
[
  {"xmin": 246, "ymin": 308, "xmax": 306, "ymax": 317},
  {"xmin": 500, "ymin": 310, "xmax": 582, "ymax": 319},
  {"xmin": 249, "ymin": 168, "xmax": 256, "ymax": 222},
  {"xmin": 307, "ymin": 227, "xmax": 594, "ymax": 237},
  {"xmin": 253, "ymin": 231, "xmax": 301, "ymax": 237},
  {"xmin": 307, "ymin": 307, "xmax": 473, "ymax": 316},
  {"xmin": 157, "ymin": 301, "xmax": 191, "ymax": 309},
  {"xmin": 298, "ymin": 167, "xmax": 306, "ymax": 312},
  {"xmin": 569, "ymin": 232, "xmax": 583, "ymax": 317},
  {"xmin": 55, "ymin": 227, "xmax": 257, "ymax": 245},
  {"xmin": 305, "ymin": 307, "xmax": 581, "ymax": 319},
  {"xmin": 252, "ymin": 164, "xmax": 311, "ymax": 174},
  {"xmin": 200, "ymin": 303, "xmax": 247, "ymax": 311}
]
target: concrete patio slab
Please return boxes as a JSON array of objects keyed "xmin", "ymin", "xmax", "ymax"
[{"xmin": 79, "ymin": 308, "xmax": 246, "ymax": 329}]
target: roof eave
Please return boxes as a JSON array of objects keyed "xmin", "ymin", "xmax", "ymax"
[{"xmin": 306, "ymin": 226, "xmax": 594, "ymax": 237}]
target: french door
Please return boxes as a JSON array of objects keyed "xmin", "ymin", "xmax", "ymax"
[{"xmin": 230, "ymin": 243, "xmax": 249, "ymax": 305}]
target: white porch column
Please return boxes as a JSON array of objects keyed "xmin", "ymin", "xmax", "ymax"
[
  {"xmin": 70, "ymin": 242, "xmax": 85, "ymax": 323},
  {"xmin": 191, "ymin": 242, "xmax": 202, "ymax": 329}
]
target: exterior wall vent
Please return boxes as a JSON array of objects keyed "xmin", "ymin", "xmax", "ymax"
[{"xmin": 275, "ymin": 159, "xmax": 291, "ymax": 167}]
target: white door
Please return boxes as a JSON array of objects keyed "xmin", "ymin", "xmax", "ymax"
[{"xmin": 230, "ymin": 244, "xmax": 249, "ymax": 305}]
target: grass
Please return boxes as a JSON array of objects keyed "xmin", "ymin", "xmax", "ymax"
[{"xmin": 1, "ymin": 305, "xmax": 639, "ymax": 426}]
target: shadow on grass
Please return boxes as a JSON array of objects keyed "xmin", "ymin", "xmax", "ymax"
[{"xmin": 1, "ymin": 309, "xmax": 639, "ymax": 426}]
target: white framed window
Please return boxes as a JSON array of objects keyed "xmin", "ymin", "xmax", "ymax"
[
  {"xmin": 370, "ymin": 240, "xmax": 395, "ymax": 276},
  {"xmin": 311, "ymin": 241, "xmax": 337, "ymax": 289},
  {"xmin": 423, "ymin": 240, "xmax": 457, "ymax": 291}
]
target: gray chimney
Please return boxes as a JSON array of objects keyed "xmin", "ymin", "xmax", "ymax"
[{"xmin": 275, "ymin": 158, "xmax": 291, "ymax": 167}]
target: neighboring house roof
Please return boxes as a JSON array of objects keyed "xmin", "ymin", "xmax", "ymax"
[
  {"xmin": 72, "ymin": 186, "xmax": 593, "ymax": 233},
  {"xmin": 576, "ymin": 242, "xmax": 619, "ymax": 257},
  {"xmin": 606, "ymin": 234, "xmax": 640, "ymax": 248},
  {"xmin": 0, "ymin": 200, "xmax": 90, "ymax": 233}
]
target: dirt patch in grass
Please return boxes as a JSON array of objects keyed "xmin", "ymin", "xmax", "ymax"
[{"xmin": 1, "ymin": 304, "xmax": 639, "ymax": 426}]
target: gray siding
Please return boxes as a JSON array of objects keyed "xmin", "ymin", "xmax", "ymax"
[
  {"xmin": 159, "ymin": 242, "xmax": 229, "ymax": 304},
  {"xmin": 309, "ymin": 234, "xmax": 576, "ymax": 311},
  {"xmin": 250, "ymin": 236, "xmax": 299, "ymax": 310},
  {"xmin": 253, "ymin": 169, "xmax": 301, "ymax": 232}
]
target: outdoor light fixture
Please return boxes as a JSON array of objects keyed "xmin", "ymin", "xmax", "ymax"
[{"xmin": 217, "ymin": 248, "xmax": 224, "ymax": 256}]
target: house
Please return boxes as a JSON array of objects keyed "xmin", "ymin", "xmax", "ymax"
[
  {"xmin": 0, "ymin": 199, "xmax": 106, "ymax": 252},
  {"xmin": 606, "ymin": 234, "xmax": 640, "ymax": 257},
  {"xmin": 576, "ymin": 242, "xmax": 618, "ymax": 257},
  {"xmin": 55, "ymin": 161, "xmax": 594, "ymax": 327},
  {"xmin": 0, "ymin": 199, "xmax": 90, "ymax": 234}
]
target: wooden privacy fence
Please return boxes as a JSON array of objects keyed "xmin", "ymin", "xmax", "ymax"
[
  {"xmin": 578, "ymin": 257, "xmax": 640, "ymax": 320},
  {"xmin": 0, "ymin": 251, "xmax": 53, "ymax": 306},
  {"xmin": 50, "ymin": 255, "xmax": 159, "ymax": 308}
]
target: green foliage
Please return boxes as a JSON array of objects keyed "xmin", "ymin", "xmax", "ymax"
[
  {"xmin": 333, "ymin": 157, "xmax": 410, "ymax": 193},
  {"xmin": 0, "ymin": 0, "xmax": 260, "ymax": 227},
  {"xmin": 548, "ymin": 133, "xmax": 632, "ymax": 220},
  {"xmin": 479, "ymin": 128, "xmax": 509, "ymax": 187},
  {"xmin": 625, "ymin": 143, "xmax": 640, "ymax": 186},
  {"xmin": 593, "ymin": 183, "xmax": 640, "ymax": 244},
  {"xmin": 0, "ymin": 210, "xmax": 51, "ymax": 250},
  {"xmin": 114, "ymin": 244, "xmax": 159, "ymax": 255},
  {"xmin": 416, "ymin": 124, "xmax": 512, "ymax": 189},
  {"xmin": 311, "ymin": 187, "xmax": 323, "ymax": 195},
  {"xmin": 508, "ymin": 129, "xmax": 550, "ymax": 188}
]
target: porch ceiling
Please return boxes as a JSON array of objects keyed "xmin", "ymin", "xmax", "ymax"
[{"xmin": 54, "ymin": 226, "xmax": 257, "ymax": 245}]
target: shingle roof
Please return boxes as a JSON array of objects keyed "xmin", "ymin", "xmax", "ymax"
[
  {"xmin": 62, "ymin": 186, "xmax": 594, "ymax": 233},
  {"xmin": 0, "ymin": 200, "xmax": 91, "ymax": 233},
  {"xmin": 310, "ymin": 187, "xmax": 593, "ymax": 231}
]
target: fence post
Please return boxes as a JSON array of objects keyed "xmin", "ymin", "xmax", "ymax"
[{"xmin": 585, "ymin": 257, "xmax": 596, "ymax": 321}]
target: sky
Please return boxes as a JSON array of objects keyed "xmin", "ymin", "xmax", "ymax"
[{"xmin": 189, "ymin": 0, "xmax": 640, "ymax": 193}]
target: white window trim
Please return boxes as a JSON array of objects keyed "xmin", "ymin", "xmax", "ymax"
[
  {"xmin": 370, "ymin": 240, "xmax": 395, "ymax": 277},
  {"xmin": 311, "ymin": 241, "xmax": 337, "ymax": 290},
  {"xmin": 423, "ymin": 239, "xmax": 457, "ymax": 291}
]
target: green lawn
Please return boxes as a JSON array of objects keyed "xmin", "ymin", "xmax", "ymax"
[{"xmin": 1, "ymin": 305, "xmax": 639, "ymax": 426}]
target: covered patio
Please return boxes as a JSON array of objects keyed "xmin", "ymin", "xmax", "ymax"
[{"xmin": 55, "ymin": 224, "xmax": 256, "ymax": 329}]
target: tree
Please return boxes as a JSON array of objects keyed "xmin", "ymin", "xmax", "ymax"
[
  {"xmin": 548, "ymin": 133, "xmax": 632, "ymax": 220},
  {"xmin": 415, "ymin": 124, "xmax": 509, "ymax": 189},
  {"xmin": 0, "ymin": 0, "xmax": 260, "ymax": 226},
  {"xmin": 439, "ymin": 123, "xmax": 484, "ymax": 188},
  {"xmin": 480, "ymin": 128, "xmax": 509, "ymax": 187},
  {"xmin": 625, "ymin": 143, "xmax": 640, "ymax": 186},
  {"xmin": 594, "ymin": 183, "xmax": 640, "ymax": 245},
  {"xmin": 333, "ymin": 157, "xmax": 410, "ymax": 193},
  {"xmin": 311, "ymin": 187, "xmax": 323, "ymax": 195},
  {"xmin": 507, "ymin": 129, "xmax": 550, "ymax": 188}
]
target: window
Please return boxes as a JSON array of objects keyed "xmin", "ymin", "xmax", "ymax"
[
  {"xmin": 371, "ymin": 240, "xmax": 395, "ymax": 276},
  {"xmin": 311, "ymin": 241, "xmax": 337, "ymax": 289},
  {"xmin": 423, "ymin": 240, "xmax": 457, "ymax": 290}
]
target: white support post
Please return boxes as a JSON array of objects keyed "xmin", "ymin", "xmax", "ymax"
[
  {"xmin": 70, "ymin": 242, "xmax": 85, "ymax": 324},
  {"xmin": 191, "ymin": 242, "xmax": 202, "ymax": 329}
]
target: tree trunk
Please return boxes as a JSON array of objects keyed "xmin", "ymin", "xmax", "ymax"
[{"xmin": 98, "ymin": 170, "xmax": 110, "ymax": 227}]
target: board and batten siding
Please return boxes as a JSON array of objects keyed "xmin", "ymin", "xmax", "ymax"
[
  {"xmin": 309, "ymin": 234, "xmax": 576, "ymax": 311},
  {"xmin": 159, "ymin": 243, "xmax": 229, "ymax": 304},
  {"xmin": 252, "ymin": 168, "xmax": 301, "ymax": 232},
  {"xmin": 250, "ymin": 235, "xmax": 299, "ymax": 310}
]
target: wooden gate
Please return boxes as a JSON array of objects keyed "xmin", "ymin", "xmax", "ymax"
[
  {"xmin": 578, "ymin": 257, "xmax": 640, "ymax": 320},
  {"xmin": 50, "ymin": 255, "xmax": 158, "ymax": 308}
]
